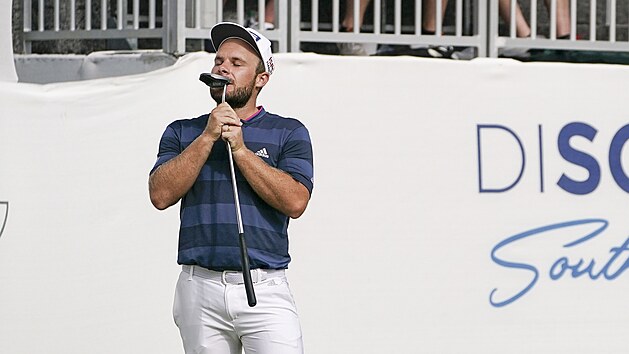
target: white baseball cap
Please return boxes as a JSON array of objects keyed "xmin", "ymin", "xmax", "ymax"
[{"xmin": 210, "ymin": 22, "xmax": 275, "ymax": 75}]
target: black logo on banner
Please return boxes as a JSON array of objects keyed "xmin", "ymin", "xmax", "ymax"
[{"xmin": 0, "ymin": 201, "xmax": 8, "ymax": 239}]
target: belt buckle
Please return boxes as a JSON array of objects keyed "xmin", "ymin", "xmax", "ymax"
[
  {"xmin": 221, "ymin": 269, "xmax": 262, "ymax": 284},
  {"xmin": 252, "ymin": 269, "xmax": 262, "ymax": 283},
  {"xmin": 221, "ymin": 270, "xmax": 236, "ymax": 284}
]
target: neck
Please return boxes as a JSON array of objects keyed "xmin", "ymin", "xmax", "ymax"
[
  {"xmin": 233, "ymin": 102, "xmax": 259, "ymax": 121},
  {"xmin": 232, "ymin": 93, "xmax": 260, "ymax": 120}
]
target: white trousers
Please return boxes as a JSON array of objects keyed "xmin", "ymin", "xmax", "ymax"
[{"xmin": 173, "ymin": 266, "xmax": 304, "ymax": 354}]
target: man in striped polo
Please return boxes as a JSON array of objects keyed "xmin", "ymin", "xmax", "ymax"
[{"xmin": 149, "ymin": 22, "xmax": 313, "ymax": 354}]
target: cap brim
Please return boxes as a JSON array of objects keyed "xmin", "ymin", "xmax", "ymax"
[{"xmin": 211, "ymin": 22, "xmax": 262, "ymax": 60}]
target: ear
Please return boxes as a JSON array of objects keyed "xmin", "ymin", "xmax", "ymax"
[{"xmin": 255, "ymin": 72, "xmax": 270, "ymax": 89}]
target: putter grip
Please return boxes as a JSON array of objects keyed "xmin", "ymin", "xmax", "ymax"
[{"xmin": 239, "ymin": 232, "xmax": 257, "ymax": 307}]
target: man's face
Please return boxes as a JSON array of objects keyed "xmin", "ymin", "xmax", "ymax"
[{"xmin": 210, "ymin": 39, "xmax": 262, "ymax": 108}]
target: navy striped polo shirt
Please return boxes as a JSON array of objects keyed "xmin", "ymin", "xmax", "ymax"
[{"xmin": 151, "ymin": 107, "xmax": 314, "ymax": 270}]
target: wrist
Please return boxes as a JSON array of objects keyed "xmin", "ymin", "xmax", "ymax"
[
  {"xmin": 231, "ymin": 144, "xmax": 248, "ymax": 158},
  {"xmin": 197, "ymin": 131, "xmax": 216, "ymax": 149}
]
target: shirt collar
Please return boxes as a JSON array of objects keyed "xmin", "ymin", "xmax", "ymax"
[{"xmin": 242, "ymin": 106, "xmax": 265, "ymax": 123}]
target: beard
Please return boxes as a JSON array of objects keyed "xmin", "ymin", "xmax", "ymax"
[{"xmin": 211, "ymin": 77, "xmax": 256, "ymax": 109}]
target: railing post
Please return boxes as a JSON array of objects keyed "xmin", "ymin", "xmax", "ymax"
[
  {"xmin": 476, "ymin": 0, "xmax": 488, "ymax": 57},
  {"xmin": 199, "ymin": 0, "xmax": 218, "ymax": 29},
  {"xmin": 164, "ymin": 0, "xmax": 186, "ymax": 54},
  {"xmin": 275, "ymin": 0, "xmax": 287, "ymax": 52},
  {"xmin": 288, "ymin": 0, "xmax": 300, "ymax": 52},
  {"xmin": 486, "ymin": 0, "xmax": 498, "ymax": 57},
  {"xmin": 23, "ymin": 0, "xmax": 32, "ymax": 53}
]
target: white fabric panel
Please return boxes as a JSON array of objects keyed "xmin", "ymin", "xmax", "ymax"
[{"xmin": 1, "ymin": 52, "xmax": 629, "ymax": 353}]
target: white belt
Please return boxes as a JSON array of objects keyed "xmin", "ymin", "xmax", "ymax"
[{"xmin": 182, "ymin": 265, "xmax": 285, "ymax": 285}]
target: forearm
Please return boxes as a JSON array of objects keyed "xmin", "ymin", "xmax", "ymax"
[
  {"xmin": 149, "ymin": 134, "xmax": 214, "ymax": 210},
  {"xmin": 232, "ymin": 148, "xmax": 310, "ymax": 218}
]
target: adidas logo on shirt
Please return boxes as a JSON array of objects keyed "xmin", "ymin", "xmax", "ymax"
[{"xmin": 255, "ymin": 148, "xmax": 269, "ymax": 159}]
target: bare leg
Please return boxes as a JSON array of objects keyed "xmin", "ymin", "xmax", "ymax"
[
  {"xmin": 337, "ymin": 0, "xmax": 377, "ymax": 55},
  {"xmin": 498, "ymin": 0, "xmax": 531, "ymax": 38},
  {"xmin": 546, "ymin": 0, "xmax": 571, "ymax": 37},
  {"xmin": 265, "ymin": 0, "xmax": 274, "ymax": 25},
  {"xmin": 422, "ymin": 0, "xmax": 449, "ymax": 33},
  {"xmin": 342, "ymin": 0, "xmax": 372, "ymax": 31}
]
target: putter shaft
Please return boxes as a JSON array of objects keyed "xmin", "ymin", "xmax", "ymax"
[{"xmin": 222, "ymin": 84, "xmax": 256, "ymax": 307}]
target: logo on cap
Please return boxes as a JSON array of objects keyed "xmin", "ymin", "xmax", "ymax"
[
  {"xmin": 267, "ymin": 58, "xmax": 274, "ymax": 73},
  {"xmin": 248, "ymin": 29, "xmax": 261, "ymax": 41}
]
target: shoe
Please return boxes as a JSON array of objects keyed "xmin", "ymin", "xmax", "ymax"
[
  {"xmin": 427, "ymin": 45, "xmax": 455, "ymax": 59},
  {"xmin": 245, "ymin": 16, "xmax": 275, "ymax": 30},
  {"xmin": 450, "ymin": 47, "xmax": 476, "ymax": 60},
  {"xmin": 337, "ymin": 42, "xmax": 378, "ymax": 56}
]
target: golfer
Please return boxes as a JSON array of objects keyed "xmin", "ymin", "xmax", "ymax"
[{"xmin": 149, "ymin": 22, "xmax": 314, "ymax": 354}]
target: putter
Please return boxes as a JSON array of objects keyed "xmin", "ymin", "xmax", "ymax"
[{"xmin": 199, "ymin": 73, "xmax": 257, "ymax": 307}]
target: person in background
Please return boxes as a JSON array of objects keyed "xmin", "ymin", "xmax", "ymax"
[
  {"xmin": 338, "ymin": 0, "xmax": 377, "ymax": 55},
  {"xmin": 425, "ymin": 0, "xmax": 572, "ymax": 58}
]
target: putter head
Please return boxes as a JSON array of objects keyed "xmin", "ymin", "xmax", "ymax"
[{"xmin": 199, "ymin": 73, "xmax": 232, "ymax": 88}]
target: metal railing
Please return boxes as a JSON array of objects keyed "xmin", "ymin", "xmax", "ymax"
[
  {"xmin": 20, "ymin": 0, "xmax": 629, "ymax": 58},
  {"xmin": 490, "ymin": 0, "xmax": 629, "ymax": 57},
  {"xmin": 291, "ymin": 0, "xmax": 487, "ymax": 56},
  {"xmin": 23, "ymin": 0, "xmax": 164, "ymax": 52}
]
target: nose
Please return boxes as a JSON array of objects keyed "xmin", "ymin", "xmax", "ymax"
[{"xmin": 217, "ymin": 65, "xmax": 229, "ymax": 76}]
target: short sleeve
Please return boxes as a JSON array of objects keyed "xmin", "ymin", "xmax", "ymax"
[
  {"xmin": 277, "ymin": 125, "xmax": 314, "ymax": 194},
  {"xmin": 150, "ymin": 122, "xmax": 181, "ymax": 175}
]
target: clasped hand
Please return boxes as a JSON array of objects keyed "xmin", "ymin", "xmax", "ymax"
[{"xmin": 205, "ymin": 102, "xmax": 244, "ymax": 152}]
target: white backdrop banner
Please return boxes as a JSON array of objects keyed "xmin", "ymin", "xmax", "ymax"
[{"xmin": 1, "ymin": 52, "xmax": 628, "ymax": 353}]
